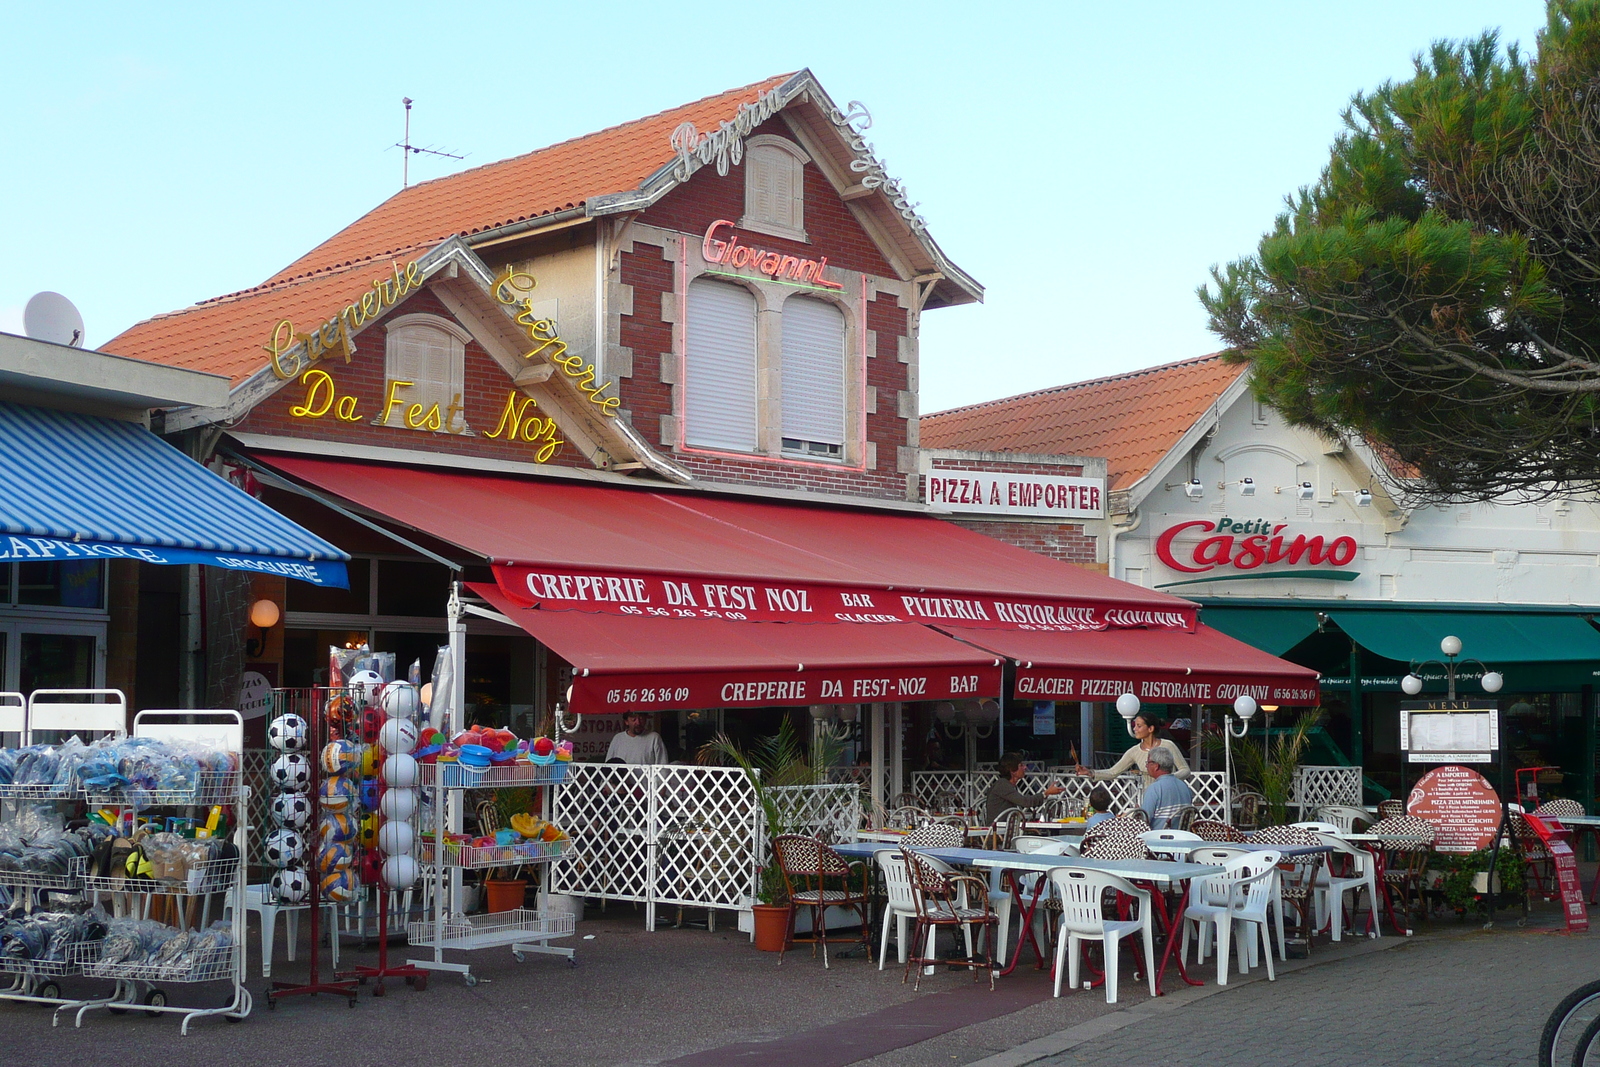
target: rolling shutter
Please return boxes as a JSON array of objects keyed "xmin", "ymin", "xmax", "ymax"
[
  {"xmin": 780, "ymin": 296, "xmax": 846, "ymax": 448},
  {"xmin": 685, "ymin": 279, "xmax": 758, "ymax": 451}
]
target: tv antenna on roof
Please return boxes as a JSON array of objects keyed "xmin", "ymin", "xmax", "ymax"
[{"xmin": 395, "ymin": 97, "xmax": 464, "ymax": 188}]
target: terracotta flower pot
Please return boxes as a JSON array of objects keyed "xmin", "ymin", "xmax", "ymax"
[
  {"xmin": 751, "ymin": 903, "xmax": 790, "ymax": 952},
  {"xmin": 484, "ymin": 878, "xmax": 527, "ymax": 913}
]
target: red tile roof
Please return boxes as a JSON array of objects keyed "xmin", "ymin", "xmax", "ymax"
[
  {"xmin": 267, "ymin": 75, "xmax": 792, "ymax": 285},
  {"xmin": 104, "ymin": 248, "xmax": 432, "ymax": 385},
  {"xmin": 921, "ymin": 355, "xmax": 1247, "ymax": 491},
  {"xmin": 102, "ymin": 76, "xmax": 794, "ymax": 384}
]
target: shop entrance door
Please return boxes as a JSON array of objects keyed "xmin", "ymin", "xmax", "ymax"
[{"xmin": 1, "ymin": 624, "xmax": 104, "ymax": 694}]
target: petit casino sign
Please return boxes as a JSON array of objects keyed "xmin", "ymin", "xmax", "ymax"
[{"xmin": 1156, "ymin": 517, "xmax": 1358, "ymax": 578}]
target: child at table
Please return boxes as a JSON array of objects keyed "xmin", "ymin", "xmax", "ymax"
[{"xmin": 1084, "ymin": 785, "xmax": 1115, "ymax": 829}]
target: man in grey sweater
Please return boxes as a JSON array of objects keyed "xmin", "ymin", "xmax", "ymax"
[
  {"xmin": 1139, "ymin": 747, "xmax": 1193, "ymax": 829},
  {"xmin": 984, "ymin": 752, "xmax": 1064, "ymax": 826}
]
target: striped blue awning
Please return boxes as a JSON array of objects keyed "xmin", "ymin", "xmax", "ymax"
[{"xmin": 0, "ymin": 402, "xmax": 348, "ymax": 587}]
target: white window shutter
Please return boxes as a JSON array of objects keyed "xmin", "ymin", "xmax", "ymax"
[
  {"xmin": 780, "ymin": 297, "xmax": 845, "ymax": 447},
  {"xmin": 685, "ymin": 279, "xmax": 759, "ymax": 451},
  {"xmin": 384, "ymin": 319, "xmax": 464, "ymax": 427},
  {"xmin": 743, "ymin": 141, "xmax": 804, "ymax": 238}
]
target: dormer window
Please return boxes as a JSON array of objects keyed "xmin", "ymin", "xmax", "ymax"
[
  {"xmin": 741, "ymin": 135, "xmax": 808, "ymax": 241},
  {"xmin": 381, "ymin": 313, "xmax": 472, "ymax": 433}
]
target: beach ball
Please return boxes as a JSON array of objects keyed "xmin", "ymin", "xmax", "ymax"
[
  {"xmin": 378, "ymin": 717, "xmax": 418, "ymax": 756},
  {"xmin": 379, "ymin": 788, "xmax": 417, "ymax": 822},
  {"xmin": 377, "ymin": 821, "xmax": 414, "ymax": 857},
  {"xmin": 382, "ymin": 753, "xmax": 419, "ymax": 789},
  {"xmin": 382, "ymin": 854, "xmax": 419, "ymax": 889},
  {"xmin": 380, "ymin": 682, "xmax": 421, "ymax": 721}
]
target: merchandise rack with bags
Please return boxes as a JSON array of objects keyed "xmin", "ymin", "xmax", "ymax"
[
  {"xmin": 65, "ymin": 709, "xmax": 251, "ymax": 1033},
  {"xmin": 0, "ymin": 690, "xmax": 128, "ymax": 1012}
]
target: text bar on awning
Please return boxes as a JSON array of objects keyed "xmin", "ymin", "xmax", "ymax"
[
  {"xmin": 494, "ymin": 563, "xmax": 1192, "ymax": 632},
  {"xmin": 467, "ymin": 582, "xmax": 1002, "ymax": 714}
]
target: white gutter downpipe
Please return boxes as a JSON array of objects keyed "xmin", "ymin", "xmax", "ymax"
[{"xmin": 1105, "ymin": 506, "xmax": 1142, "ymax": 584}]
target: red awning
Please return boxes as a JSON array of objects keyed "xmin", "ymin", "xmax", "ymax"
[
  {"xmin": 266, "ymin": 456, "xmax": 1197, "ymax": 633},
  {"xmin": 468, "ymin": 583, "xmax": 1002, "ymax": 714},
  {"xmin": 939, "ymin": 624, "xmax": 1321, "ymax": 706}
]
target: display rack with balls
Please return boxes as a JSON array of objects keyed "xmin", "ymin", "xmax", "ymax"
[
  {"xmin": 264, "ymin": 684, "xmax": 361, "ymax": 1010},
  {"xmin": 336, "ymin": 680, "xmax": 428, "ymax": 993}
]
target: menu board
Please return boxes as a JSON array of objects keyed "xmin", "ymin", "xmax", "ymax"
[
  {"xmin": 1407, "ymin": 765, "xmax": 1502, "ymax": 853},
  {"xmin": 1401, "ymin": 700, "xmax": 1498, "ymax": 764}
]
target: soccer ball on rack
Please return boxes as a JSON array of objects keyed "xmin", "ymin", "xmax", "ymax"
[
  {"xmin": 270, "ymin": 792, "xmax": 312, "ymax": 830},
  {"xmin": 269, "ymin": 753, "xmax": 312, "ymax": 793},
  {"xmin": 348, "ymin": 669, "xmax": 385, "ymax": 705},
  {"xmin": 271, "ymin": 866, "xmax": 309, "ymax": 904},
  {"xmin": 263, "ymin": 828, "xmax": 305, "ymax": 868},
  {"xmin": 266, "ymin": 713, "xmax": 308, "ymax": 752}
]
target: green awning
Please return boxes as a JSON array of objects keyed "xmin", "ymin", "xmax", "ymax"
[
  {"xmin": 1328, "ymin": 610, "xmax": 1600, "ymax": 664},
  {"xmin": 1199, "ymin": 607, "xmax": 1324, "ymax": 657}
]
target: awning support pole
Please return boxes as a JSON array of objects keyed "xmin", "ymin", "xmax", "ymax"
[
  {"xmin": 869, "ymin": 703, "xmax": 884, "ymax": 825},
  {"xmin": 890, "ymin": 703, "xmax": 903, "ymax": 806},
  {"xmin": 447, "ymin": 582, "xmax": 467, "ymax": 911}
]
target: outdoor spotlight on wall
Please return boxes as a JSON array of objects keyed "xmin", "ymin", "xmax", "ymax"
[
  {"xmin": 1276, "ymin": 481, "xmax": 1315, "ymax": 500},
  {"xmin": 1166, "ymin": 479, "xmax": 1204, "ymax": 499},
  {"xmin": 1400, "ymin": 635, "xmax": 1503, "ymax": 700},
  {"xmin": 1219, "ymin": 478, "xmax": 1257, "ymax": 496},
  {"xmin": 245, "ymin": 599, "xmax": 280, "ymax": 658},
  {"xmin": 1334, "ymin": 487, "xmax": 1374, "ymax": 507}
]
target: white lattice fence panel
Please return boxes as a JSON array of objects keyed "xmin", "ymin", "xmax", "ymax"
[
  {"xmin": 911, "ymin": 771, "xmax": 975, "ymax": 810},
  {"xmin": 652, "ymin": 765, "xmax": 759, "ymax": 910},
  {"xmin": 768, "ymin": 784, "xmax": 862, "ymax": 844},
  {"xmin": 1093, "ymin": 750, "xmax": 1124, "ymax": 769},
  {"xmin": 1187, "ymin": 771, "xmax": 1229, "ymax": 820},
  {"xmin": 552, "ymin": 763, "xmax": 654, "ymax": 903},
  {"xmin": 1040, "ymin": 772, "xmax": 1144, "ymax": 815},
  {"xmin": 1290, "ymin": 766, "xmax": 1362, "ymax": 815}
]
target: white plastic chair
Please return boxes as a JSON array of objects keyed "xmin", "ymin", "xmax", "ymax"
[
  {"xmin": 1140, "ymin": 829, "xmax": 1203, "ymax": 857},
  {"xmin": 1313, "ymin": 833, "xmax": 1382, "ymax": 941},
  {"xmin": 1291, "ymin": 821, "xmax": 1341, "ymax": 835},
  {"xmin": 875, "ymin": 850, "xmax": 918, "ymax": 970},
  {"xmin": 1013, "ymin": 835, "xmax": 1057, "ymax": 854},
  {"xmin": 1048, "ymin": 868, "xmax": 1154, "ymax": 1003},
  {"xmin": 1181, "ymin": 849, "xmax": 1282, "ymax": 985},
  {"xmin": 1317, "ymin": 805, "xmax": 1373, "ymax": 834}
]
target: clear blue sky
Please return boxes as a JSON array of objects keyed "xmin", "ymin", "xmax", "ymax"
[{"xmin": 1, "ymin": 1, "xmax": 1547, "ymax": 414}]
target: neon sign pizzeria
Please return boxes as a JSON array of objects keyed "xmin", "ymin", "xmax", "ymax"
[{"xmin": 104, "ymin": 73, "xmax": 1317, "ymax": 870}]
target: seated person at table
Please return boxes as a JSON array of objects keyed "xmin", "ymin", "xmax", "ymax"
[
  {"xmin": 1140, "ymin": 747, "xmax": 1193, "ymax": 830},
  {"xmin": 984, "ymin": 752, "xmax": 1064, "ymax": 826},
  {"xmin": 1084, "ymin": 785, "xmax": 1116, "ymax": 829}
]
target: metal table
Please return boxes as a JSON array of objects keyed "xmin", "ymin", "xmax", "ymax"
[{"xmin": 834, "ymin": 842, "xmax": 1222, "ymax": 994}]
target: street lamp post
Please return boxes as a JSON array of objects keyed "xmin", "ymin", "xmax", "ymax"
[
  {"xmin": 1401, "ymin": 635, "xmax": 1504, "ymax": 701},
  {"xmin": 1225, "ymin": 695, "xmax": 1259, "ymax": 825}
]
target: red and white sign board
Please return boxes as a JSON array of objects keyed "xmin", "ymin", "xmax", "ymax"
[
  {"xmin": 1523, "ymin": 814, "xmax": 1590, "ymax": 933},
  {"xmin": 1408, "ymin": 765, "xmax": 1501, "ymax": 853},
  {"xmin": 925, "ymin": 470, "xmax": 1104, "ymax": 519},
  {"xmin": 571, "ymin": 662, "xmax": 1001, "ymax": 715},
  {"xmin": 493, "ymin": 565, "xmax": 1192, "ymax": 632},
  {"xmin": 1014, "ymin": 670, "xmax": 1319, "ymax": 705}
]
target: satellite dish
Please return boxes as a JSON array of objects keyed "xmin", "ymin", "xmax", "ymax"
[{"xmin": 24, "ymin": 292, "xmax": 85, "ymax": 347}]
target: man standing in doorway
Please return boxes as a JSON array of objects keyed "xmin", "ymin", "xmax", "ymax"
[{"xmin": 605, "ymin": 711, "xmax": 668, "ymax": 765}]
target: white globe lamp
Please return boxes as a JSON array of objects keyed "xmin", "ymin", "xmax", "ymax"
[
  {"xmin": 1233, "ymin": 695, "xmax": 1258, "ymax": 721},
  {"xmin": 1115, "ymin": 693, "xmax": 1140, "ymax": 721},
  {"xmin": 1440, "ymin": 635, "xmax": 1463, "ymax": 657},
  {"xmin": 1482, "ymin": 671, "xmax": 1504, "ymax": 694},
  {"xmin": 1401, "ymin": 674, "xmax": 1424, "ymax": 696}
]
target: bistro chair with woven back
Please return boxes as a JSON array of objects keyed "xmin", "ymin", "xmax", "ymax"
[
  {"xmin": 1362, "ymin": 815, "xmax": 1435, "ymax": 934},
  {"xmin": 1534, "ymin": 798, "xmax": 1596, "ymax": 860},
  {"xmin": 1246, "ymin": 823, "xmax": 1327, "ymax": 956},
  {"xmin": 1191, "ymin": 818, "xmax": 1247, "ymax": 843},
  {"xmin": 770, "ymin": 835, "xmax": 873, "ymax": 968},
  {"xmin": 898, "ymin": 845, "xmax": 999, "ymax": 991}
]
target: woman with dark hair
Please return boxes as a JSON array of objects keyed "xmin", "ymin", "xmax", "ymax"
[{"xmin": 1075, "ymin": 710, "xmax": 1190, "ymax": 786}]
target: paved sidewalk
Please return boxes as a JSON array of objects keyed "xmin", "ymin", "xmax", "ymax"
[{"xmin": 992, "ymin": 925, "xmax": 1597, "ymax": 1067}]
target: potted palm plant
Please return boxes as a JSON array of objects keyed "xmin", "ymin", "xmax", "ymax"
[
  {"xmin": 1209, "ymin": 708, "xmax": 1324, "ymax": 826},
  {"xmin": 700, "ymin": 716, "xmax": 841, "ymax": 951}
]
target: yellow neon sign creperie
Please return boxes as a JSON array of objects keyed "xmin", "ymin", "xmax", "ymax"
[
  {"xmin": 491, "ymin": 266, "xmax": 619, "ymax": 417},
  {"xmin": 265, "ymin": 260, "xmax": 424, "ymax": 380}
]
